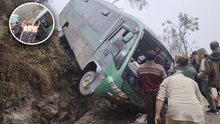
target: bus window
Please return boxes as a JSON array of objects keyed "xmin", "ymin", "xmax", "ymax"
[
  {"xmin": 40, "ymin": 12, "xmax": 53, "ymax": 29},
  {"xmin": 131, "ymin": 30, "xmax": 172, "ymax": 72},
  {"xmin": 108, "ymin": 28, "xmax": 128, "ymax": 55},
  {"xmin": 107, "ymin": 28, "xmax": 131, "ymax": 69}
]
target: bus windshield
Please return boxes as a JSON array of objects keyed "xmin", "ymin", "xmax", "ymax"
[{"xmin": 131, "ymin": 29, "xmax": 173, "ymax": 72}]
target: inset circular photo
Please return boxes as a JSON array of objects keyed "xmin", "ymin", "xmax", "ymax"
[{"xmin": 9, "ymin": 2, "xmax": 55, "ymax": 45}]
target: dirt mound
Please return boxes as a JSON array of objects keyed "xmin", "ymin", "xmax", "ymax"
[{"xmin": 0, "ymin": 30, "xmax": 140, "ymax": 124}]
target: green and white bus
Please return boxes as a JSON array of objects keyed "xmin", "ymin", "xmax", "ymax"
[{"xmin": 59, "ymin": 0, "xmax": 174, "ymax": 109}]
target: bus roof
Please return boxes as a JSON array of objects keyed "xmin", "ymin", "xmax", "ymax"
[{"xmin": 96, "ymin": 0, "xmax": 131, "ymax": 18}]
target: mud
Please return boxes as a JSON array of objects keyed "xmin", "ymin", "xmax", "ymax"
[{"xmin": 0, "ymin": 30, "xmax": 141, "ymax": 124}]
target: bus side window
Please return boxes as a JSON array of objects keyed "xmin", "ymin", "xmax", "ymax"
[
  {"xmin": 108, "ymin": 28, "xmax": 128, "ymax": 54},
  {"xmin": 40, "ymin": 12, "xmax": 53, "ymax": 29},
  {"xmin": 107, "ymin": 28, "xmax": 130, "ymax": 69}
]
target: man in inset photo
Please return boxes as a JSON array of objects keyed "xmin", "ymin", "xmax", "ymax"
[
  {"xmin": 20, "ymin": 21, "xmax": 32, "ymax": 43},
  {"xmin": 11, "ymin": 21, "xmax": 22, "ymax": 39},
  {"xmin": 29, "ymin": 21, "xmax": 41, "ymax": 43}
]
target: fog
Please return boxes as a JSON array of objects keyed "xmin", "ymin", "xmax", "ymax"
[{"xmin": 46, "ymin": 0, "xmax": 220, "ymax": 54}]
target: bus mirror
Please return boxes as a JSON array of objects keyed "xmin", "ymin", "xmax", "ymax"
[{"xmin": 123, "ymin": 32, "xmax": 133, "ymax": 43}]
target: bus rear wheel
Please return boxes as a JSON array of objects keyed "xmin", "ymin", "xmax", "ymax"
[{"xmin": 79, "ymin": 71, "xmax": 95, "ymax": 96}]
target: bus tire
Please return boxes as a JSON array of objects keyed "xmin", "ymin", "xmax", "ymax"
[
  {"xmin": 59, "ymin": 26, "xmax": 67, "ymax": 41},
  {"xmin": 79, "ymin": 71, "xmax": 95, "ymax": 96}
]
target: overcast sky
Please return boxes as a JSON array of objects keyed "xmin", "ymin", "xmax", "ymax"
[{"xmin": 47, "ymin": 0, "xmax": 220, "ymax": 54}]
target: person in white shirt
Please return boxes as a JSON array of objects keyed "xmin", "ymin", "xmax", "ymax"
[
  {"xmin": 29, "ymin": 21, "xmax": 41, "ymax": 43},
  {"xmin": 20, "ymin": 21, "xmax": 32, "ymax": 43},
  {"xmin": 155, "ymin": 70, "xmax": 204, "ymax": 124}
]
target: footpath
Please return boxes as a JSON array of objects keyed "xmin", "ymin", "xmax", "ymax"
[
  {"xmin": 203, "ymin": 88, "xmax": 220, "ymax": 124},
  {"xmin": 132, "ymin": 88, "xmax": 220, "ymax": 124}
]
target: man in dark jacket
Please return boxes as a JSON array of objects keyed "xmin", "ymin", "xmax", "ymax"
[
  {"xmin": 188, "ymin": 51, "xmax": 206, "ymax": 98},
  {"xmin": 11, "ymin": 21, "xmax": 22, "ymax": 39},
  {"xmin": 189, "ymin": 51, "xmax": 200, "ymax": 73},
  {"xmin": 200, "ymin": 41, "xmax": 220, "ymax": 114}
]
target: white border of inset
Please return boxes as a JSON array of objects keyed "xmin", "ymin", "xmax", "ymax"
[{"xmin": 9, "ymin": 2, "xmax": 55, "ymax": 45}]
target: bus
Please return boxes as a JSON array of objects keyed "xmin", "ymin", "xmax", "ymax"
[
  {"xmin": 34, "ymin": 8, "xmax": 53, "ymax": 41},
  {"xmin": 59, "ymin": 0, "xmax": 174, "ymax": 109}
]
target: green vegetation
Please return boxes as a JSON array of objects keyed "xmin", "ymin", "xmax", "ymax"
[
  {"xmin": 0, "ymin": 32, "xmax": 61, "ymax": 123},
  {"xmin": 0, "ymin": 0, "xmax": 80, "ymax": 123}
]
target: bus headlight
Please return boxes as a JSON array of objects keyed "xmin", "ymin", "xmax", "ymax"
[{"xmin": 110, "ymin": 82, "xmax": 128, "ymax": 99}]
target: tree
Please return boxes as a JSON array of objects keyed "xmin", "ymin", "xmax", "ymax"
[
  {"xmin": 112, "ymin": 0, "xmax": 148, "ymax": 11},
  {"xmin": 161, "ymin": 12, "xmax": 199, "ymax": 57}
]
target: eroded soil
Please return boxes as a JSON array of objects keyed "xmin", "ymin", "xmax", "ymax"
[{"xmin": 0, "ymin": 31, "xmax": 140, "ymax": 124}]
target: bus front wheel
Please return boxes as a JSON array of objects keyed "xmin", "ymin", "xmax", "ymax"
[{"xmin": 79, "ymin": 71, "xmax": 95, "ymax": 96}]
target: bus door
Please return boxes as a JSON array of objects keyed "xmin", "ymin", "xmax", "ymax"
[{"xmin": 37, "ymin": 12, "xmax": 53, "ymax": 41}]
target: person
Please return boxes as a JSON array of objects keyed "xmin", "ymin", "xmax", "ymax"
[
  {"xmin": 155, "ymin": 54, "xmax": 165, "ymax": 67},
  {"xmin": 20, "ymin": 22, "xmax": 32, "ymax": 43},
  {"xmin": 176, "ymin": 56, "xmax": 199, "ymax": 81},
  {"xmin": 199, "ymin": 41, "xmax": 220, "ymax": 114},
  {"xmin": 131, "ymin": 57, "xmax": 140, "ymax": 68},
  {"xmin": 155, "ymin": 70, "xmax": 204, "ymax": 124},
  {"xmin": 176, "ymin": 56, "xmax": 206, "ymax": 98},
  {"xmin": 189, "ymin": 54, "xmax": 193, "ymax": 63},
  {"xmin": 196, "ymin": 48, "xmax": 209, "ymax": 98},
  {"xmin": 137, "ymin": 50, "xmax": 167, "ymax": 124},
  {"xmin": 189, "ymin": 51, "xmax": 200, "ymax": 73},
  {"xmin": 29, "ymin": 21, "xmax": 41, "ymax": 43},
  {"xmin": 11, "ymin": 21, "xmax": 22, "ymax": 39},
  {"xmin": 21, "ymin": 20, "xmax": 30, "ymax": 31},
  {"xmin": 173, "ymin": 53, "xmax": 183, "ymax": 70},
  {"xmin": 197, "ymin": 48, "xmax": 219, "ymax": 113}
]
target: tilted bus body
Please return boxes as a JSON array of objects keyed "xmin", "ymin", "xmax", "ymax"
[{"xmin": 59, "ymin": 0, "xmax": 174, "ymax": 109}]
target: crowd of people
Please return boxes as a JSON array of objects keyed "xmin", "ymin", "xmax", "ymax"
[
  {"xmin": 136, "ymin": 41, "xmax": 220, "ymax": 124},
  {"xmin": 11, "ymin": 20, "xmax": 41, "ymax": 43}
]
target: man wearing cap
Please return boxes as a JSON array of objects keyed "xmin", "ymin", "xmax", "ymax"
[
  {"xmin": 137, "ymin": 50, "xmax": 167, "ymax": 124},
  {"xmin": 189, "ymin": 51, "xmax": 200, "ymax": 73}
]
